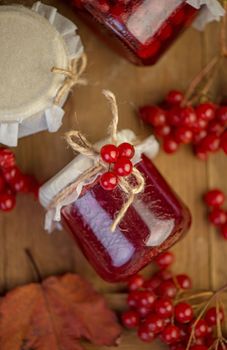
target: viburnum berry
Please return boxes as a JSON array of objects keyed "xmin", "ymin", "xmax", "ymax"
[
  {"xmin": 174, "ymin": 302, "xmax": 194, "ymax": 324},
  {"xmin": 160, "ymin": 324, "xmax": 181, "ymax": 344},
  {"xmin": 220, "ymin": 223, "xmax": 227, "ymax": 240},
  {"xmin": 196, "ymin": 103, "xmax": 216, "ymax": 121},
  {"xmin": 10, "ymin": 174, "xmax": 32, "ymax": 193},
  {"xmin": 136, "ymin": 290, "xmax": 156, "ymax": 309},
  {"xmin": 203, "ymin": 189, "xmax": 225, "ymax": 208},
  {"xmin": 139, "ymin": 106, "xmax": 166, "ymax": 126},
  {"xmin": 99, "ymin": 172, "xmax": 118, "ymax": 191},
  {"xmin": 154, "ymin": 297, "xmax": 174, "ymax": 318},
  {"xmin": 127, "ymin": 291, "xmax": 141, "ymax": 308},
  {"xmin": 208, "ymin": 208, "xmax": 227, "ymax": 226},
  {"xmin": 167, "ymin": 107, "xmax": 181, "ymax": 126},
  {"xmin": 194, "ymin": 145, "xmax": 209, "ymax": 161},
  {"xmin": 154, "ymin": 251, "xmax": 175, "ymax": 269},
  {"xmin": 0, "ymin": 174, "xmax": 6, "ymax": 192},
  {"xmin": 154, "ymin": 124, "xmax": 172, "ymax": 138},
  {"xmin": 216, "ymin": 106, "xmax": 227, "ymax": 126},
  {"xmin": 143, "ymin": 276, "xmax": 162, "ymax": 291},
  {"xmin": 158, "ymin": 280, "xmax": 177, "ymax": 299},
  {"xmin": 163, "ymin": 136, "xmax": 179, "ymax": 154},
  {"xmin": 220, "ymin": 131, "xmax": 227, "ymax": 154},
  {"xmin": 166, "ymin": 90, "xmax": 184, "ymax": 106},
  {"xmin": 193, "ymin": 130, "xmax": 208, "ymax": 145},
  {"xmin": 155, "ymin": 269, "xmax": 173, "ymax": 281},
  {"xmin": 180, "ymin": 106, "xmax": 197, "ymax": 128},
  {"xmin": 191, "ymin": 117, "xmax": 208, "ymax": 133},
  {"xmin": 199, "ymin": 133, "xmax": 220, "ymax": 152},
  {"xmin": 190, "ymin": 346, "xmax": 208, "ymax": 350},
  {"xmin": 121, "ymin": 310, "xmax": 140, "ymax": 329},
  {"xmin": 169, "ymin": 345, "xmax": 186, "ymax": 350},
  {"xmin": 175, "ymin": 127, "xmax": 193, "ymax": 144},
  {"xmin": 0, "ymin": 148, "xmax": 16, "ymax": 169},
  {"xmin": 176, "ymin": 274, "xmax": 192, "ymax": 290},
  {"xmin": 0, "ymin": 193, "xmax": 16, "ymax": 212},
  {"xmin": 114, "ymin": 157, "xmax": 133, "ymax": 177},
  {"xmin": 127, "ymin": 274, "xmax": 144, "ymax": 291},
  {"xmin": 1, "ymin": 166, "xmax": 21, "ymax": 183},
  {"xmin": 205, "ymin": 307, "xmax": 225, "ymax": 326},
  {"xmin": 145, "ymin": 313, "xmax": 165, "ymax": 334},
  {"xmin": 208, "ymin": 120, "xmax": 224, "ymax": 135},
  {"xmin": 194, "ymin": 319, "xmax": 208, "ymax": 338},
  {"xmin": 137, "ymin": 323, "xmax": 156, "ymax": 342},
  {"xmin": 100, "ymin": 144, "xmax": 119, "ymax": 163},
  {"xmin": 137, "ymin": 305, "xmax": 153, "ymax": 318},
  {"xmin": 118, "ymin": 142, "xmax": 135, "ymax": 159}
]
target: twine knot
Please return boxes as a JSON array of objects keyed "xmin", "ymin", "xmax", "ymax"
[
  {"xmin": 49, "ymin": 90, "xmax": 145, "ymax": 232},
  {"xmin": 51, "ymin": 53, "xmax": 87, "ymax": 105}
]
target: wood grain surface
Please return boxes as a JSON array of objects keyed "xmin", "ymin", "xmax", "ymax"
[{"xmin": 0, "ymin": 1, "xmax": 226, "ymax": 349}]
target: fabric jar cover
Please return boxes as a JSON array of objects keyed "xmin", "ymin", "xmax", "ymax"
[
  {"xmin": 39, "ymin": 130, "xmax": 160, "ymax": 232},
  {"xmin": 0, "ymin": 2, "xmax": 83, "ymax": 147},
  {"xmin": 186, "ymin": 0, "xmax": 225, "ymax": 30}
]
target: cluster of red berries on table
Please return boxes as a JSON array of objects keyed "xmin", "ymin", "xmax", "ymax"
[
  {"xmin": 121, "ymin": 250, "xmax": 226, "ymax": 349},
  {"xmin": 0, "ymin": 147, "xmax": 39, "ymax": 212},
  {"xmin": 139, "ymin": 90, "xmax": 227, "ymax": 160},
  {"xmin": 203, "ymin": 189, "xmax": 227, "ymax": 240},
  {"xmin": 99, "ymin": 142, "xmax": 135, "ymax": 190}
]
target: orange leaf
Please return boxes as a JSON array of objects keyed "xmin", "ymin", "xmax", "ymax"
[{"xmin": 0, "ymin": 273, "xmax": 122, "ymax": 350}]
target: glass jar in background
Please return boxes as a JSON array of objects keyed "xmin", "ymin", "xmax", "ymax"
[{"xmin": 71, "ymin": 0, "xmax": 198, "ymax": 65}]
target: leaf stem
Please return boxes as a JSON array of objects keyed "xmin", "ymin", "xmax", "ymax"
[{"xmin": 24, "ymin": 249, "xmax": 42, "ymax": 283}]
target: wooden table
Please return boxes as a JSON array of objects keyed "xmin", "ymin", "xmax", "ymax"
[{"xmin": 0, "ymin": 1, "xmax": 226, "ymax": 349}]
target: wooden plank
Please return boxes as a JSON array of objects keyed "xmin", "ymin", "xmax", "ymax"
[{"xmin": 0, "ymin": 3, "xmax": 226, "ymax": 350}]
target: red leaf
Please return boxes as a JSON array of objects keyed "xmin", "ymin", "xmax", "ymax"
[{"xmin": 0, "ymin": 273, "xmax": 122, "ymax": 350}]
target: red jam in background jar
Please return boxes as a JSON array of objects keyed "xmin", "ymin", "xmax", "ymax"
[
  {"xmin": 71, "ymin": 0, "xmax": 198, "ymax": 65},
  {"xmin": 40, "ymin": 138, "xmax": 191, "ymax": 283}
]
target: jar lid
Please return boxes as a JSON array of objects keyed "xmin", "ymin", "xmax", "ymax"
[
  {"xmin": 39, "ymin": 130, "xmax": 159, "ymax": 232},
  {"xmin": 0, "ymin": 2, "xmax": 83, "ymax": 146}
]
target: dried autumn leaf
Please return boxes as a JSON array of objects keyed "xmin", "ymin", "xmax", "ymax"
[{"xmin": 0, "ymin": 273, "xmax": 122, "ymax": 350}]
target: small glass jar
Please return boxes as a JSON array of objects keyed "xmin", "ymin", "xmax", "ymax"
[
  {"xmin": 71, "ymin": 0, "xmax": 198, "ymax": 65},
  {"xmin": 40, "ymin": 132, "xmax": 191, "ymax": 282}
]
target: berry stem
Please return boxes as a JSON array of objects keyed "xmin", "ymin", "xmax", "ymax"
[
  {"xmin": 221, "ymin": 1, "xmax": 227, "ymax": 57},
  {"xmin": 175, "ymin": 290, "xmax": 214, "ymax": 303},
  {"xmin": 182, "ymin": 4, "xmax": 227, "ymax": 107},
  {"xmin": 186, "ymin": 284, "xmax": 227, "ymax": 350},
  {"xmin": 181, "ymin": 56, "xmax": 220, "ymax": 107}
]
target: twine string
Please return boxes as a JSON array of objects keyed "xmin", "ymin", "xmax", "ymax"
[
  {"xmin": 49, "ymin": 90, "xmax": 145, "ymax": 232},
  {"xmin": 51, "ymin": 53, "xmax": 87, "ymax": 105}
]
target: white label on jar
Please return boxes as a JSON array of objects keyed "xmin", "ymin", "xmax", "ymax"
[
  {"xmin": 74, "ymin": 192, "xmax": 135, "ymax": 267},
  {"xmin": 133, "ymin": 200, "xmax": 175, "ymax": 246},
  {"xmin": 126, "ymin": 0, "xmax": 184, "ymax": 44}
]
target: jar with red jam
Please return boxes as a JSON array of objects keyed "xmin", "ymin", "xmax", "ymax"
[
  {"xmin": 71, "ymin": 0, "xmax": 198, "ymax": 65},
  {"xmin": 39, "ymin": 130, "xmax": 191, "ymax": 282}
]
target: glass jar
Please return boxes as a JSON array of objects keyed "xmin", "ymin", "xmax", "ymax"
[
  {"xmin": 71, "ymin": 0, "xmax": 198, "ymax": 65},
  {"xmin": 0, "ymin": 2, "xmax": 83, "ymax": 147},
  {"xmin": 40, "ymin": 133, "xmax": 191, "ymax": 282}
]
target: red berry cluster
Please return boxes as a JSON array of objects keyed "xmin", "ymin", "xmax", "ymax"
[
  {"xmin": 99, "ymin": 142, "xmax": 135, "ymax": 191},
  {"xmin": 139, "ymin": 90, "xmax": 227, "ymax": 160},
  {"xmin": 121, "ymin": 251, "xmax": 226, "ymax": 349},
  {"xmin": 203, "ymin": 189, "xmax": 227, "ymax": 240},
  {"xmin": 0, "ymin": 147, "xmax": 39, "ymax": 212}
]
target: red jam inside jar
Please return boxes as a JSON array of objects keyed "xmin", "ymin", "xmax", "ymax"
[
  {"xmin": 61, "ymin": 154, "xmax": 191, "ymax": 282},
  {"xmin": 71, "ymin": 0, "xmax": 198, "ymax": 65}
]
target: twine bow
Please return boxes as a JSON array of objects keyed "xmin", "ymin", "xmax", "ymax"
[
  {"xmin": 51, "ymin": 53, "xmax": 87, "ymax": 105},
  {"xmin": 48, "ymin": 90, "xmax": 145, "ymax": 232}
]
